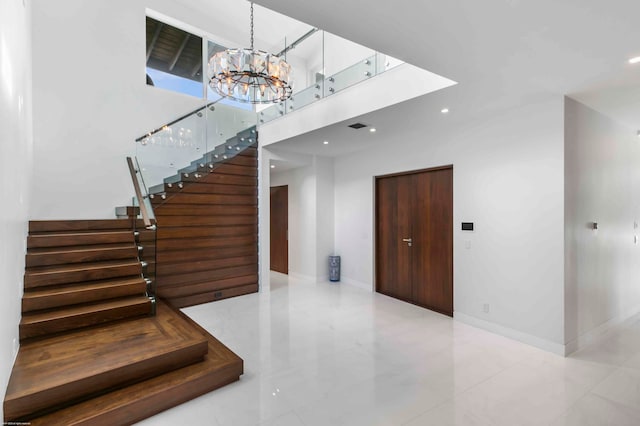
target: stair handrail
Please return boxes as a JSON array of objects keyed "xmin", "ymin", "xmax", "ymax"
[
  {"xmin": 135, "ymin": 101, "xmax": 217, "ymax": 142},
  {"xmin": 126, "ymin": 156, "xmax": 154, "ymax": 228}
]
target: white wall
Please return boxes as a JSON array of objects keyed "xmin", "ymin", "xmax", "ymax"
[
  {"xmin": 564, "ymin": 97, "xmax": 640, "ymax": 352},
  {"xmin": 0, "ymin": 0, "xmax": 33, "ymax": 417},
  {"xmin": 29, "ymin": 0, "xmax": 258, "ymax": 219},
  {"xmin": 333, "ymin": 97, "xmax": 566, "ymax": 352}
]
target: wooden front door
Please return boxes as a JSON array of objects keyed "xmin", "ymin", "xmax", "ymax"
[
  {"xmin": 375, "ymin": 166, "xmax": 453, "ymax": 316},
  {"xmin": 270, "ymin": 185, "xmax": 288, "ymax": 274}
]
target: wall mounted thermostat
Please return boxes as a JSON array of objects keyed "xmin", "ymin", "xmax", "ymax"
[{"xmin": 461, "ymin": 222, "xmax": 474, "ymax": 231}]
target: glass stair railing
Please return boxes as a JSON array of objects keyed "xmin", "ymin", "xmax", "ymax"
[
  {"xmin": 257, "ymin": 29, "xmax": 403, "ymax": 124},
  {"xmin": 126, "ymin": 100, "xmax": 257, "ymax": 308},
  {"xmin": 133, "ymin": 102, "xmax": 257, "ymax": 193}
]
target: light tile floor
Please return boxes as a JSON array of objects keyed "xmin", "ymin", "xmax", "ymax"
[{"xmin": 138, "ymin": 273, "xmax": 640, "ymax": 426}]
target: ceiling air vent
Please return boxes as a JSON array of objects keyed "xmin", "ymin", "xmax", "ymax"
[{"xmin": 348, "ymin": 123, "xmax": 368, "ymax": 129}]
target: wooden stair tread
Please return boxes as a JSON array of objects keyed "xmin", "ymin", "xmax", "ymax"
[
  {"xmin": 5, "ymin": 302, "xmax": 208, "ymax": 421},
  {"xmin": 28, "ymin": 231, "xmax": 135, "ymax": 249},
  {"xmin": 27, "ymin": 242, "xmax": 137, "ymax": 255},
  {"xmin": 23, "ymin": 277, "xmax": 145, "ymax": 299},
  {"xmin": 27, "ymin": 302, "xmax": 243, "ymax": 426},
  {"xmin": 20, "ymin": 296, "xmax": 151, "ymax": 325},
  {"xmin": 29, "ymin": 219, "xmax": 148, "ymax": 233},
  {"xmin": 26, "ymin": 244, "xmax": 138, "ymax": 267},
  {"xmin": 22, "ymin": 277, "xmax": 147, "ymax": 312},
  {"xmin": 26, "ymin": 259, "xmax": 140, "ymax": 275}
]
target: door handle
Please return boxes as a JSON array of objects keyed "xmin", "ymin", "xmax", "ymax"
[{"xmin": 402, "ymin": 238, "xmax": 412, "ymax": 247}]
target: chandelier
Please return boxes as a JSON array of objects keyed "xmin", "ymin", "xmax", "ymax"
[{"xmin": 208, "ymin": 2, "xmax": 293, "ymax": 104}]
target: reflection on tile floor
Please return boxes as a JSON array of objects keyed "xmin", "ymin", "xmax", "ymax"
[{"xmin": 137, "ymin": 273, "xmax": 640, "ymax": 426}]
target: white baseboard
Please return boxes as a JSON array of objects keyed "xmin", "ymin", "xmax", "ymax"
[
  {"xmin": 339, "ymin": 276, "xmax": 373, "ymax": 291},
  {"xmin": 454, "ymin": 312, "xmax": 566, "ymax": 356},
  {"xmin": 287, "ymin": 271, "xmax": 317, "ymax": 283},
  {"xmin": 564, "ymin": 304, "xmax": 640, "ymax": 355}
]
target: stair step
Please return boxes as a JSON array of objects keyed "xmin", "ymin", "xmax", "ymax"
[
  {"xmin": 22, "ymin": 277, "xmax": 147, "ymax": 312},
  {"xmin": 26, "ymin": 243, "xmax": 138, "ymax": 267},
  {"xmin": 28, "ymin": 219, "xmax": 139, "ymax": 234},
  {"xmin": 24, "ymin": 259, "xmax": 142, "ymax": 289},
  {"xmin": 5, "ymin": 302, "xmax": 208, "ymax": 421},
  {"xmin": 25, "ymin": 302, "xmax": 242, "ymax": 425},
  {"xmin": 19, "ymin": 296, "xmax": 152, "ymax": 341},
  {"xmin": 27, "ymin": 231, "xmax": 135, "ymax": 249}
]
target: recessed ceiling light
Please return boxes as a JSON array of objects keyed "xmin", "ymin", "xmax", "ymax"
[
  {"xmin": 369, "ymin": 128, "xmax": 377, "ymax": 133},
  {"xmin": 270, "ymin": 165, "xmax": 275, "ymax": 169},
  {"xmin": 629, "ymin": 57, "xmax": 640, "ymax": 64},
  {"xmin": 637, "ymin": 130, "xmax": 640, "ymax": 138},
  {"xmin": 323, "ymin": 141, "xmax": 329, "ymax": 145},
  {"xmin": 441, "ymin": 108, "xmax": 449, "ymax": 114}
]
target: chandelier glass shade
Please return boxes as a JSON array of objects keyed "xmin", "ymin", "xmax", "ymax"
[{"xmin": 207, "ymin": 3, "xmax": 293, "ymax": 104}]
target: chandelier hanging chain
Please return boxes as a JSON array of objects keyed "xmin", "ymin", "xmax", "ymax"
[{"xmin": 250, "ymin": 2, "xmax": 254, "ymax": 51}]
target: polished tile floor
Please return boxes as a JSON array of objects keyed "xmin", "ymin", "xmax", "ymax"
[{"xmin": 138, "ymin": 273, "xmax": 640, "ymax": 425}]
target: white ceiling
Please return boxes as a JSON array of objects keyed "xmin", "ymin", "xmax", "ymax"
[{"xmin": 253, "ymin": 0, "xmax": 640, "ymax": 157}]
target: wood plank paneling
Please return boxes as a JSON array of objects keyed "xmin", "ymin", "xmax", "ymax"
[
  {"xmin": 165, "ymin": 183, "xmax": 257, "ymax": 195},
  {"xmin": 156, "ymin": 225, "xmax": 257, "ymax": 240},
  {"xmin": 158, "ymin": 274, "xmax": 258, "ymax": 298},
  {"xmin": 156, "ymin": 245, "xmax": 256, "ymax": 263},
  {"xmin": 157, "ymin": 215, "xmax": 256, "ymax": 227},
  {"xmin": 153, "ymin": 192, "xmax": 257, "ymax": 206},
  {"xmin": 152, "ymin": 205, "xmax": 257, "ymax": 216},
  {"xmin": 157, "ymin": 264, "xmax": 257, "ymax": 287},
  {"xmin": 168, "ymin": 284, "xmax": 258, "ymax": 309},
  {"xmin": 153, "ymin": 143, "xmax": 259, "ymax": 307},
  {"xmin": 156, "ymin": 255, "xmax": 257, "ymax": 276},
  {"xmin": 156, "ymin": 235, "xmax": 257, "ymax": 251}
]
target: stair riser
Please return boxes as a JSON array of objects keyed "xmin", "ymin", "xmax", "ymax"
[
  {"xmin": 26, "ymin": 246, "xmax": 138, "ymax": 268},
  {"xmin": 28, "ymin": 233, "xmax": 134, "ymax": 249},
  {"xmin": 22, "ymin": 282, "xmax": 147, "ymax": 313},
  {"xmin": 19, "ymin": 300, "xmax": 152, "ymax": 341},
  {"xmin": 25, "ymin": 264, "xmax": 142, "ymax": 289},
  {"xmin": 4, "ymin": 341, "xmax": 207, "ymax": 421}
]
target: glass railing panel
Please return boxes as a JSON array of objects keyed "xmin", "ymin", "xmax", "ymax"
[
  {"xmin": 205, "ymin": 102, "xmax": 256, "ymax": 149},
  {"xmin": 135, "ymin": 103, "xmax": 209, "ymax": 190},
  {"xmin": 375, "ymin": 52, "xmax": 404, "ymax": 74},
  {"xmin": 284, "ymin": 28, "xmax": 324, "ymax": 99},
  {"xmin": 258, "ymin": 103, "xmax": 285, "ymax": 124},
  {"xmin": 323, "ymin": 32, "xmax": 375, "ymax": 97},
  {"xmin": 325, "ymin": 53, "xmax": 376, "ymax": 95},
  {"xmin": 285, "ymin": 83, "xmax": 322, "ymax": 113}
]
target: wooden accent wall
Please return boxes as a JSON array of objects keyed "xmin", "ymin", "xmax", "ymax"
[{"xmin": 151, "ymin": 145, "xmax": 259, "ymax": 308}]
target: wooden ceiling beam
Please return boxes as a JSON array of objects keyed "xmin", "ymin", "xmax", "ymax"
[
  {"xmin": 169, "ymin": 34, "xmax": 191, "ymax": 72},
  {"xmin": 146, "ymin": 23, "xmax": 164, "ymax": 62}
]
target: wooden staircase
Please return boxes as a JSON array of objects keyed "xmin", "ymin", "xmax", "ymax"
[
  {"xmin": 20, "ymin": 220, "xmax": 152, "ymax": 341},
  {"xmin": 4, "ymin": 219, "xmax": 243, "ymax": 424}
]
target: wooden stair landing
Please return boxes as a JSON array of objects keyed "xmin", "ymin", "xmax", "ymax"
[
  {"xmin": 5, "ymin": 301, "xmax": 210, "ymax": 421},
  {"xmin": 5, "ymin": 301, "xmax": 243, "ymax": 425}
]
